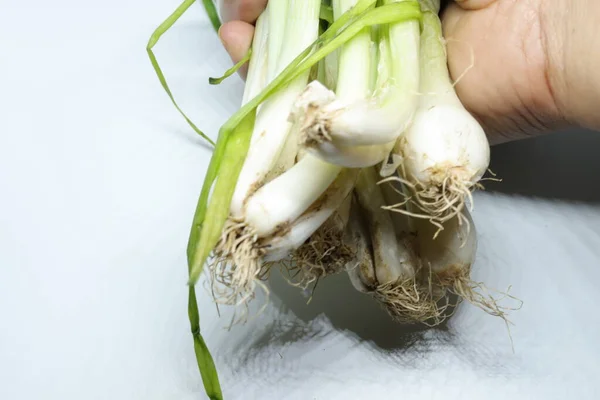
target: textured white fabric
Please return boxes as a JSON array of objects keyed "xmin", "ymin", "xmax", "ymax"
[{"xmin": 1, "ymin": 1, "xmax": 599, "ymax": 399}]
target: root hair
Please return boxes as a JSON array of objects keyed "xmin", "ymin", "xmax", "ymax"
[
  {"xmin": 373, "ymin": 276, "xmax": 449, "ymax": 326},
  {"xmin": 207, "ymin": 218, "xmax": 271, "ymax": 324},
  {"xmin": 379, "ymin": 172, "xmax": 479, "ymax": 238},
  {"xmin": 431, "ymin": 263, "xmax": 524, "ymax": 351},
  {"xmin": 279, "ymin": 218, "xmax": 355, "ymax": 294}
]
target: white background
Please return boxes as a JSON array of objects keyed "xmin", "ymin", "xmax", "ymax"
[{"xmin": 1, "ymin": 1, "xmax": 600, "ymax": 399}]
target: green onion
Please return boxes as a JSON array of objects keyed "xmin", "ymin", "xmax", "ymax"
[
  {"xmin": 391, "ymin": 0, "xmax": 490, "ymax": 227},
  {"xmin": 147, "ymin": 0, "xmax": 520, "ymax": 395},
  {"xmin": 208, "ymin": 49, "xmax": 252, "ymax": 85}
]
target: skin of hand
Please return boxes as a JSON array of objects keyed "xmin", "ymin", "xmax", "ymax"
[{"xmin": 217, "ymin": 0, "xmax": 600, "ymax": 145}]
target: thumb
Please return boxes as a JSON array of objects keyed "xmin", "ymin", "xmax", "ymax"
[
  {"xmin": 454, "ymin": 0, "xmax": 497, "ymax": 10},
  {"xmin": 218, "ymin": 20, "xmax": 255, "ymax": 79}
]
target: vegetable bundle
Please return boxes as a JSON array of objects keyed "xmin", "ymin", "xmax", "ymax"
[{"xmin": 149, "ymin": 0, "xmax": 520, "ymax": 398}]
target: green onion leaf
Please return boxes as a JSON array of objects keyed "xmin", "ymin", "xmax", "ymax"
[
  {"xmin": 320, "ymin": 4, "xmax": 334, "ymax": 24},
  {"xmin": 208, "ymin": 49, "xmax": 252, "ymax": 85},
  {"xmin": 202, "ymin": 0, "xmax": 222, "ymax": 32},
  {"xmin": 188, "ymin": 286, "xmax": 222, "ymax": 400},
  {"xmin": 187, "ymin": 111, "xmax": 256, "ymax": 284},
  {"xmin": 147, "ymin": 0, "xmax": 215, "ymax": 147}
]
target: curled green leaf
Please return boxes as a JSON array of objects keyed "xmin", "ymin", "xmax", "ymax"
[
  {"xmin": 208, "ymin": 49, "xmax": 252, "ymax": 85},
  {"xmin": 147, "ymin": 0, "xmax": 215, "ymax": 147}
]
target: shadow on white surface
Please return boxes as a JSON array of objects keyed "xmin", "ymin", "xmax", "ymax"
[
  {"xmin": 487, "ymin": 128, "xmax": 600, "ymax": 203},
  {"xmin": 234, "ymin": 128, "xmax": 600, "ymax": 362},
  {"xmin": 265, "ymin": 269, "xmax": 452, "ymax": 349}
]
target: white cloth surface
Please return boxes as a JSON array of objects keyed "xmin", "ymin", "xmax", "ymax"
[{"xmin": 1, "ymin": 1, "xmax": 600, "ymax": 399}]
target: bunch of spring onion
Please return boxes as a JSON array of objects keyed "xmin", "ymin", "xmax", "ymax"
[
  {"xmin": 188, "ymin": 0, "xmax": 428, "ymax": 319},
  {"xmin": 200, "ymin": 0, "xmax": 504, "ymax": 320},
  {"xmin": 149, "ymin": 0, "xmax": 520, "ymax": 397},
  {"xmin": 185, "ymin": 0, "xmax": 512, "ymax": 323}
]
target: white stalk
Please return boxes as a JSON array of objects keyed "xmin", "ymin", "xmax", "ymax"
[
  {"xmin": 231, "ymin": 0, "xmax": 321, "ymax": 218},
  {"xmin": 368, "ymin": 26, "xmax": 381, "ymax": 94},
  {"xmin": 355, "ymin": 167, "xmax": 416, "ymax": 284},
  {"xmin": 316, "ymin": 46, "xmax": 339, "ymax": 91},
  {"xmin": 380, "ymin": 176, "xmax": 414, "ymax": 234},
  {"xmin": 397, "ymin": 0, "xmax": 490, "ymax": 190},
  {"xmin": 295, "ymin": 0, "xmax": 395, "ymax": 168},
  {"xmin": 336, "ymin": 192, "xmax": 353, "ymax": 227},
  {"xmin": 294, "ymin": 0, "xmax": 420, "ymax": 147},
  {"xmin": 307, "ymin": 140, "xmax": 395, "ymax": 168},
  {"xmin": 261, "ymin": 169, "xmax": 358, "ymax": 261},
  {"xmin": 323, "ymin": 50, "xmax": 339, "ymax": 90},
  {"xmin": 345, "ymin": 204, "xmax": 378, "ymax": 293},
  {"xmin": 242, "ymin": 0, "xmax": 370, "ymax": 237},
  {"xmin": 413, "ymin": 207, "xmax": 477, "ymax": 275},
  {"xmin": 333, "ymin": 0, "xmax": 371, "ymax": 102},
  {"xmin": 244, "ymin": 155, "xmax": 342, "ymax": 237},
  {"xmin": 289, "ymin": 0, "xmax": 371, "ymax": 129},
  {"xmin": 374, "ymin": 23, "xmax": 391, "ymax": 93},
  {"xmin": 262, "ymin": 209, "xmax": 333, "ymax": 262},
  {"xmin": 266, "ymin": 0, "xmax": 288, "ymax": 81},
  {"xmin": 241, "ymin": 13, "xmax": 269, "ymax": 106},
  {"xmin": 264, "ymin": 126, "xmax": 299, "ymax": 182}
]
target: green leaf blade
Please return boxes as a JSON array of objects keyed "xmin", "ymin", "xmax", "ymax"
[
  {"xmin": 202, "ymin": 0, "xmax": 222, "ymax": 32},
  {"xmin": 188, "ymin": 286, "xmax": 223, "ymax": 400},
  {"xmin": 208, "ymin": 49, "xmax": 252, "ymax": 85},
  {"xmin": 146, "ymin": 0, "xmax": 216, "ymax": 146},
  {"xmin": 188, "ymin": 112, "xmax": 256, "ymax": 284}
]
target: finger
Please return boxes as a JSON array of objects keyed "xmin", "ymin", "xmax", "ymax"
[
  {"xmin": 220, "ymin": 0, "xmax": 268, "ymax": 24},
  {"xmin": 218, "ymin": 20, "xmax": 255, "ymax": 79},
  {"xmin": 454, "ymin": 0, "xmax": 497, "ymax": 10}
]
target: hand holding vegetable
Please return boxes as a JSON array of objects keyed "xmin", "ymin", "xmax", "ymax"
[
  {"xmin": 148, "ymin": 2, "xmax": 547, "ymax": 396},
  {"xmin": 218, "ymin": 0, "xmax": 600, "ymax": 144}
]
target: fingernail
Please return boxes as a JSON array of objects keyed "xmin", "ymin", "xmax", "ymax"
[{"xmin": 217, "ymin": 25, "xmax": 226, "ymax": 45}]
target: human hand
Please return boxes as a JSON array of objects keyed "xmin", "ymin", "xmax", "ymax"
[
  {"xmin": 217, "ymin": 0, "xmax": 600, "ymax": 145},
  {"xmin": 217, "ymin": 0, "xmax": 267, "ymax": 78}
]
